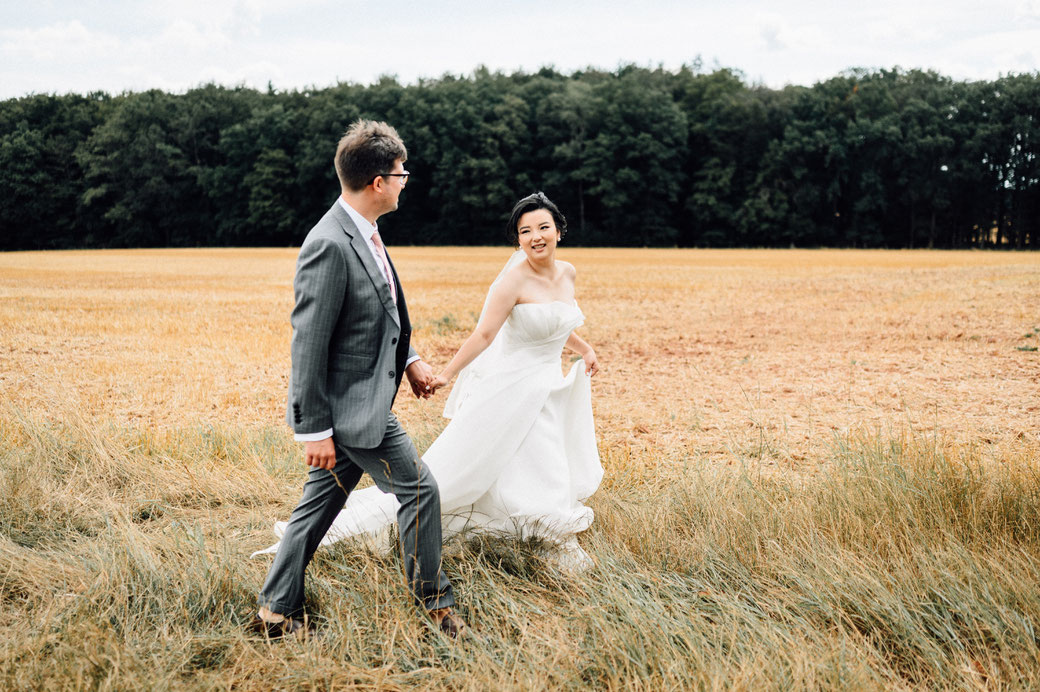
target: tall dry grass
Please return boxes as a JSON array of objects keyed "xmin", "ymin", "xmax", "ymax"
[
  {"xmin": 2, "ymin": 248, "xmax": 1039, "ymax": 689},
  {"xmin": 2, "ymin": 408, "xmax": 1039, "ymax": 689}
]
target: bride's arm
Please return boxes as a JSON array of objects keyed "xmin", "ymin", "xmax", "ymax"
[
  {"xmin": 427, "ymin": 277, "xmax": 521, "ymax": 392},
  {"xmin": 566, "ymin": 332, "xmax": 600, "ymax": 376}
]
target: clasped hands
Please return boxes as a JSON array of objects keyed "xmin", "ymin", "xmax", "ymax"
[{"xmin": 404, "ymin": 359, "xmax": 451, "ymax": 399}]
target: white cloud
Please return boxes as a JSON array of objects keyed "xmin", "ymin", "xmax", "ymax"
[
  {"xmin": 759, "ymin": 23, "xmax": 784, "ymax": 52},
  {"xmin": 1014, "ymin": 0, "xmax": 1040, "ymax": 19},
  {"xmin": 0, "ymin": 1, "xmax": 1037, "ymax": 98},
  {"xmin": 750, "ymin": 13, "xmax": 835, "ymax": 55},
  {"xmin": 945, "ymin": 27, "xmax": 1040, "ymax": 77},
  {"xmin": 0, "ymin": 19, "xmax": 118, "ymax": 62}
]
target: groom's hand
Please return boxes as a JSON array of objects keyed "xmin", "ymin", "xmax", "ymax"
[
  {"xmin": 304, "ymin": 437, "xmax": 336, "ymax": 470},
  {"xmin": 405, "ymin": 359, "xmax": 435, "ymax": 399}
]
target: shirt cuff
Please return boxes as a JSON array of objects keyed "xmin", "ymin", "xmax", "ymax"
[
  {"xmin": 405, "ymin": 354, "xmax": 421, "ymax": 367},
  {"xmin": 294, "ymin": 428, "xmax": 333, "ymax": 442}
]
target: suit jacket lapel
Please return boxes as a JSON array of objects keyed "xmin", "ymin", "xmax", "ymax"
[
  {"xmin": 386, "ymin": 251, "xmax": 411, "ymax": 378},
  {"xmin": 332, "ymin": 203, "xmax": 401, "ymax": 327}
]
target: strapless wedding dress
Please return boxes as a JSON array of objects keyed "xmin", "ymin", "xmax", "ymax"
[{"xmin": 256, "ymin": 299, "xmax": 603, "ymax": 569}]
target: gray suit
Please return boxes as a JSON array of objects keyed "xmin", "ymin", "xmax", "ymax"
[{"xmin": 258, "ymin": 201, "xmax": 454, "ymax": 617}]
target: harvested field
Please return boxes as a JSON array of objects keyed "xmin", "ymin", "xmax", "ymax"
[{"xmin": 2, "ymin": 247, "xmax": 1038, "ymax": 465}]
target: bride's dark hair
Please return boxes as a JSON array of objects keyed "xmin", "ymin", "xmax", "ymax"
[{"xmin": 506, "ymin": 192, "xmax": 568, "ymax": 245}]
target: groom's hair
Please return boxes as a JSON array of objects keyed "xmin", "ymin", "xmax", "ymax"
[
  {"xmin": 335, "ymin": 120, "xmax": 408, "ymax": 192},
  {"xmin": 506, "ymin": 192, "xmax": 568, "ymax": 245}
]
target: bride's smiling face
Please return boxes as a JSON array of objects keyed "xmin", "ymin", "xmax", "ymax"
[{"xmin": 516, "ymin": 209, "xmax": 560, "ymax": 259}]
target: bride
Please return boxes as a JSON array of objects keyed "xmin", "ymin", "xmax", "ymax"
[{"xmin": 257, "ymin": 192, "xmax": 603, "ymax": 568}]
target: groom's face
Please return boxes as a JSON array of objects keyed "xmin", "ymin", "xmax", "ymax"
[{"xmin": 380, "ymin": 158, "xmax": 408, "ymax": 213}]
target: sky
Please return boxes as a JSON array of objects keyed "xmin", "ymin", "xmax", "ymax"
[{"xmin": 2, "ymin": 0, "xmax": 1039, "ymax": 100}]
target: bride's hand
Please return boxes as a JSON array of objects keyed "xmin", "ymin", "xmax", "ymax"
[
  {"xmin": 582, "ymin": 349, "xmax": 600, "ymax": 377},
  {"xmin": 426, "ymin": 373, "xmax": 451, "ymax": 395}
]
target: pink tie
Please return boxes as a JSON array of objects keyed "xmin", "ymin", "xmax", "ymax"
[{"xmin": 370, "ymin": 231, "xmax": 397, "ymax": 304}]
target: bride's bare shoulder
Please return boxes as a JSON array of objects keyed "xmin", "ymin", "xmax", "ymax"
[
  {"xmin": 489, "ymin": 264, "xmax": 527, "ymax": 301},
  {"xmin": 502, "ymin": 262, "xmax": 533, "ymax": 284}
]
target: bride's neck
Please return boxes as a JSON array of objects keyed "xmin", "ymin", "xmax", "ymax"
[{"xmin": 525, "ymin": 255, "xmax": 555, "ymax": 276}]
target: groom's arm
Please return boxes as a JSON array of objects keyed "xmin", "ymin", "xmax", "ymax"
[{"xmin": 289, "ymin": 236, "xmax": 346, "ymax": 440}]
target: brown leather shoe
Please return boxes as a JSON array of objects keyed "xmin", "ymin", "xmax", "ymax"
[
  {"xmin": 246, "ymin": 614, "xmax": 310, "ymax": 640},
  {"xmin": 434, "ymin": 609, "xmax": 468, "ymax": 640}
]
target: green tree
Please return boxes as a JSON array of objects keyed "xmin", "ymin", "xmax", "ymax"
[
  {"xmin": 2, "ymin": 66, "xmax": 1038, "ymax": 250},
  {"xmin": 0, "ymin": 93, "xmax": 107, "ymax": 248},
  {"xmin": 76, "ymin": 91, "xmax": 204, "ymax": 246},
  {"xmin": 581, "ymin": 67, "xmax": 688, "ymax": 245}
]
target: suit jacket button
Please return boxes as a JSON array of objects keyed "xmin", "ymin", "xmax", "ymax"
[
  {"xmin": 389, "ymin": 370, "xmax": 395, "ymax": 378},
  {"xmin": 391, "ymin": 337, "xmax": 397, "ymax": 344}
]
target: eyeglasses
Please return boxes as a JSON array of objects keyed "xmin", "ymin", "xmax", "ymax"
[{"xmin": 369, "ymin": 171, "xmax": 410, "ymax": 186}]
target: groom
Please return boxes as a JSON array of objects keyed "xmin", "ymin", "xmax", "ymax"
[{"xmin": 251, "ymin": 120, "xmax": 464, "ymax": 639}]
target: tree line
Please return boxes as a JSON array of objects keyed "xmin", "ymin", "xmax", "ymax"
[{"xmin": 1, "ymin": 64, "xmax": 1038, "ymax": 250}]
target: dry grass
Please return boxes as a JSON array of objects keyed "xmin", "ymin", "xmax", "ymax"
[{"xmin": 1, "ymin": 247, "xmax": 1039, "ymax": 689}]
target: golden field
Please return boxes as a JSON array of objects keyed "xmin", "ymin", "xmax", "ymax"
[
  {"xmin": 2, "ymin": 247, "xmax": 1040, "ymax": 689},
  {"xmin": 4, "ymin": 247, "xmax": 1038, "ymax": 466}
]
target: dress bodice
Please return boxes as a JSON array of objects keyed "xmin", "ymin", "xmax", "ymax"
[
  {"xmin": 500, "ymin": 301, "xmax": 584, "ymax": 360},
  {"xmin": 442, "ymin": 299, "xmax": 584, "ymax": 417}
]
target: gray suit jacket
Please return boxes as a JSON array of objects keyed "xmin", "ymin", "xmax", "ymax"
[{"xmin": 286, "ymin": 201, "xmax": 416, "ymax": 448}]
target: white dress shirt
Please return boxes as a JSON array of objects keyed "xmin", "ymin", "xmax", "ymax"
[{"xmin": 295, "ymin": 197, "xmax": 420, "ymax": 442}]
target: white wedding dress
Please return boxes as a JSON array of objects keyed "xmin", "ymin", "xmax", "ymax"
[{"xmin": 255, "ymin": 251, "xmax": 603, "ymax": 569}]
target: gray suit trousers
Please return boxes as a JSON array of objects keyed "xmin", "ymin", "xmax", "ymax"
[{"xmin": 258, "ymin": 413, "xmax": 454, "ymax": 616}]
